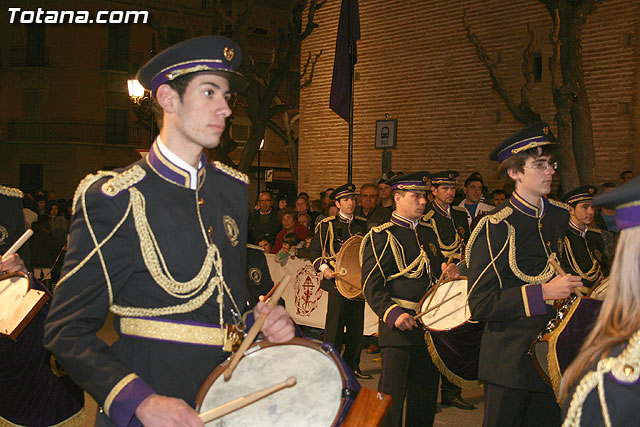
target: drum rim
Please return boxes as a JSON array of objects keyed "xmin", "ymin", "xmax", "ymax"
[
  {"xmin": 334, "ymin": 235, "xmax": 364, "ymax": 300},
  {"xmin": 417, "ymin": 276, "xmax": 470, "ymax": 331},
  {"xmin": 195, "ymin": 337, "xmax": 349, "ymax": 424}
]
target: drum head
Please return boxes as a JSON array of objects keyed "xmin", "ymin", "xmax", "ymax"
[
  {"xmin": 197, "ymin": 339, "xmax": 346, "ymax": 426},
  {"xmin": 334, "ymin": 235, "xmax": 363, "ymax": 299},
  {"xmin": 418, "ymin": 278, "xmax": 469, "ymax": 331},
  {"xmin": 0, "ymin": 274, "xmax": 30, "ymax": 324},
  {"xmin": 589, "ymin": 277, "xmax": 609, "ymax": 301}
]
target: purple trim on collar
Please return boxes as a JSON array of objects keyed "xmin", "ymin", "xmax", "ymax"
[
  {"xmin": 616, "ymin": 204, "xmax": 640, "ymax": 230},
  {"xmin": 391, "ymin": 212, "xmax": 416, "ymax": 229},
  {"xmin": 109, "ymin": 377, "xmax": 154, "ymax": 427},
  {"xmin": 510, "ymin": 192, "xmax": 546, "ymax": 218},
  {"xmin": 432, "ymin": 200, "xmax": 450, "ymax": 218},
  {"xmin": 524, "ymin": 284, "xmax": 547, "ymax": 316},
  {"xmin": 568, "ymin": 221, "xmax": 586, "ymax": 237},
  {"xmin": 151, "ymin": 60, "xmax": 234, "ymax": 94},
  {"xmin": 497, "ymin": 135, "xmax": 550, "ymax": 162},
  {"xmin": 147, "ymin": 142, "xmax": 206, "ymax": 188}
]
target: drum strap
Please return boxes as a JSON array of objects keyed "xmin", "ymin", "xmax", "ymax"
[
  {"xmin": 391, "ymin": 297, "xmax": 418, "ymax": 311},
  {"xmin": 120, "ymin": 317, "xmax": 228, "ymax": 347}
]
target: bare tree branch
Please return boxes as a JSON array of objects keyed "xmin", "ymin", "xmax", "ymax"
[
  {"xmin": 520, "ymin": 23, "xmax": 537, "ymax": 109},
  {"xmin": 301, "ymin": 50, "xmax": 322, "ymax": 89}
]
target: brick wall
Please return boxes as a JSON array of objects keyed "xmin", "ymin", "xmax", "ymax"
[{"xmin": 299, "ymin": 0, "xmax": 639, "ymax": 198}]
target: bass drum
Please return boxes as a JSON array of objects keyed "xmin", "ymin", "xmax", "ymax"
[
  {"xmin": 587, "ymin": 276, "xmax": 609, "ymax": 301},
  {"xmin": 417, "ymin": 278, "xmax": 483, "ymax": 385},
  {"xmin": 196, "ymin": 338, "xmax": 360, "ymax": 426},
  {"xmin": 529, "ymin": 296, "xmax": 602, "ymax": 400},
  {"xmin": 334, "ymin": 235, "xmax": 364, "ymax": 300}
]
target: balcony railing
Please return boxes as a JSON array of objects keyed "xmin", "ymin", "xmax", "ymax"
[
  {"xmin": 7, "ymin": 120, "xmax": 142, "ymax": 145},
  {"xmin": 100, "ymin": 49, "xmax": 142, "ymax": 73},
  {"xmin": 9, "ymin": 47, "xmax": 50, "ymax": 67}
]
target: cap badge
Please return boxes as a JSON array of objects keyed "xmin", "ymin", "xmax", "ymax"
[
  {"xmin": 448, "ymin": 173, "xmax": 454, "ymax": 179},
  {"xmin": 224, "ymin": 47, "xmax": 235, "ymax": 61},
  {"xmin": 422, "ymin": 176, "xmax": 428, "ymax": 183},
  {"xmin": 543, "ymin": 126, "xmax": 549, "ymax": 135},
  {"xmin": 589, "ymin": 188, "xmax": 595, "ymax": 195}
]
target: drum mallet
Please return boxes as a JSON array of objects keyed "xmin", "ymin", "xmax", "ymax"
[
  {"xmin": 548, "ymin": 254, "xmax": 584, "ymax": 298},
  {"xmin": 2, "ymin": 229, "xmax": 34, "ymax": 259},
  {"xmin": 199, "ymin": 376, "xmax": 297, "ymax": 423},
  {"xmin": 413, "ymin": 291, "xmax": 462, "ymax": 320},
  {"xmin": 224, "ymin": 275, "xmax": 292, "ymax": 381}
]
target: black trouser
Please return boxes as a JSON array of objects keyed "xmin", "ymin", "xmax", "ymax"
[
  {"xmin": 483, "ymin": 382, "xmax": 561, "ymax": 427},
  {"xmin": 379, "ymin": 345, "xmax": 440, "ymax": 427},
  {"xmin": 323, "ymin": 292, "xmax": 364, "ymax": 369}
]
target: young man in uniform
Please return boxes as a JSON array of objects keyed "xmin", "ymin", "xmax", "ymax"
[
  {"xmin": 43, "ymin": 36, "xmax": 294, "ymax": 427},
  {"xmin": 560, "ymin": 185, "xmax": 610, "ymax": 289},
  {"xmin": 361, "ymin": 172, "xmax": 460, "ymax": 427},
  {"xmin": 421, "ymin": 171, "xmax": 474, "ymax": 409},
  {"xmin": 466, "ymin": 122, "xmax": 583, "ymax": 426},
  {"xmin": 308, "ymin": 183, "xmax": 372, "ymax": 379}
]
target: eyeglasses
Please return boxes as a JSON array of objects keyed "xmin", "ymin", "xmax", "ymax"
[{"xmin": 524, "ymin": 161, "xmax": 558, "ymax": 171}]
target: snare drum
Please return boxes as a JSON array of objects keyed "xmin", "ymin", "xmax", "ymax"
[
  {"xmin": 196, "ymin": 338, "xmax": 360, "ymax": 426},
  {"xmin": 587, "ymin": 276, "xmax": 609, "ymax": 301},
  {"xmin": 530, "ymin": 296, "xmax": 602, "ymax": 399},
  {"xmin": 417, "ymin": 278, "xmax": 483, "ymax": 385},
  {"xmin": 0, "ymin": 271, "xmax": 49, "ymax": 340}
]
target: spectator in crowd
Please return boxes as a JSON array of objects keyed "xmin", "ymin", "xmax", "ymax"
[
  {"xmin": 275, "ymin": 194, "xmax": 289, "ymax": 211},
  {"xmin": 620, "ymin": 170, "xmax": 633, "ymax": 184},
  {"xmin": 295, "ymin": 195, "xmax": 318, "ymax": 223},
  {"xmin": 459, "ymin": 174, "xmax": 494, "ymax": 226},
  {"xmin": 321, "ymin": 188, "xmax": 335, "ymax": 210},
  {"xmin": 356, "ymin": 183, "xmax": 391, "ymax": 230},
  {"xmin": 275, "ymin": 233, "xmax": 299, "ymax": 266},
  {"xmin": 272, "ymin": 207, "xmax": 310, "ymax": 253},
  {"xmin": 310, "ymin": 199, "xmax": 324, "ymax": 217},
  {"xmin": 47, "ymin": 191, "xmax": 57, "ymax": 201},
  {"xmin": 377, "ymin": 179, "xmax": 393, "ymax": 209},
  {"xmin": 34, "ymin": 194, "xmax": 47, "ymax": 215},
  {"xmin": 23, "ymin": 196, "xmax": 38, "ymax": 229},
  {"xmin": 255, "ymin": 234, "xmax": 273, "ymax": 254},
  {"xmin": 30, "ymin": 214, "xmax": 57, "ymax": 282},
  {"xmin": 297, "ymin": 192, "xmax": 310, "ymax": 202},
  {"xmin": 297, "ymin": 211, "xmax": 311, "ymax": 230},
  {"xmin": 47, "ymin": 202, "xmax": 69, "ymax": 244},
  {"xmin": 248, "ymin": 190, "xmax": 281, "ymax": 243},
  {"xmin": 491, "ymin": 189, "xmax": 508, "ymax": 206}
]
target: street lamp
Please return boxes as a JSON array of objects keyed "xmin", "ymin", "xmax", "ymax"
[
  {"xmin": 257, "ymin": 138, "xmax": 265, "ymax": 193},
  {"xmin": 127, "ymin": 78, "xmax": 154, "ymax": 146}
]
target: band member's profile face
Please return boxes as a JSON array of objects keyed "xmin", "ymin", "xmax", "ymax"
[
  {"xmin": 258, "ymin": 193, "xmax": 273, "ymax": 213},
  {"xmin": 432, "ymin": 184, "xmax": 456, "ymax": 206},
  {"xmin": 464, "ymin": 181, "xmax": 483, "ymax": 204},
  {"xmin": 395, "ymin": 190, "xmax": 427, "ymax": 221},
  {"xmin": 509, "ymin": 154, "xmax": 555, "ymax": 199},
  {"xmin": 336, "ymin": 195, "xmax": 356, "ymax": 217},
  {"xmin": 570, "ymin": 201, "xmax": 595, "ymax": 227},
  {"xmin": 360, "ymin": 187, "xmax": 378, "ymax": 212},
  {"xmin": 169, "ymin": 72, "xmax": 232, "ymax": 150}
]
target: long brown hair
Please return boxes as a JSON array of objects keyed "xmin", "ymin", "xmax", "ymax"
[{"xmin": 560, "ymin": 226, "xmax": 640, "ymax": 400}]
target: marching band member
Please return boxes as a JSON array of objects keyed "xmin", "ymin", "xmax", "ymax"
[
  {"xmin": 467, "ymin": 122, "xmax": 582, "ymax": 427},
  {"xmin": 559, "ymin": 185, "xmax": 610, "ymax": 289},
  {"xmin": 361, "ymin": 172, "xmax": 459, "ymax": 427},
  {"xmin": 421, "ymin": 170, "xmax": 475, "ymax": 410},
  {"xmin": 43, "ymin": 36, "xmax": 294, "ymax": 427},
  {"xmin": 562, "ymin": 176, "xmax": 640, "ymax": 426},
  {"xmin": 308, "ymin": 183, "xmax": 372, "ymax": 379}
]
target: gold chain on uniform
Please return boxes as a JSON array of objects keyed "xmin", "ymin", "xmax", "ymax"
[
  {"xmin": 385, "ymin": 230, "xmax": 431, "ymax": 280},
  {"xmin": 563, "ymin": 236, "xmax": 603, "ymax": 283},
  {"xmin": 429, "ymin": 217, "xmax": 463, "ymax": 258}
]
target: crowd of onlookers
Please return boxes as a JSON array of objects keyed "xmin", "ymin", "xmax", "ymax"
[
  {"xmin": 249, "ymin": 169, "xmax": 635, "ymax": 263},
  {"xmin": 20, "ymin": 190, "xmax": 72, "ymax": 284}
]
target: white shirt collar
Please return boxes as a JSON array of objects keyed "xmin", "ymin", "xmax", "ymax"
[{"xmin": 156, "ymin": 136, "xmax": 202, "ymax": 190}]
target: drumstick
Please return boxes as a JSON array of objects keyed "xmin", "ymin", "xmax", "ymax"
[
  {"xmin": 199, "ymin": 376, "xmax": 297, "ymax": 423},
  {"xmin": 422, "ymin": 256, "xmax": 455, "ymax": 311},
  {"xmin": 263, "ymin": 280, "xmax": 280, "ymax": 301},
  {"xmin": 224, "ymin": 275, "xmax": 292, "ymax": 381},
  {"xmin": 548, "ymin": 254, "xmax": 584, "ymax": 297},
  {"xmin": 2, "ymin": 229, "xmax": 34, "ymax": 258},
  {"xmin": 413, "ymin": 291, "xmax": 462, "ymax": 320}
]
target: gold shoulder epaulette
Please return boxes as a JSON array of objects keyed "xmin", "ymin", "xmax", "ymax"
[
  {"xmin": 355, "ymin": 216, "xmax": 367, "ymax": 222},
  {"xmin": 371, "ymin": 221, "xmax": 394, "ymax": 233},
  {"xmin": 548, "ymin": 198, "xmax": 569, "ymax": 210},
  {"xmin": 422, "ymin": 210, "xmax": 435, "ymax": 221},
  {"xmin": 214, "ymin": 161, "xmax": 249, "ymax": 185},
  {"xmin": 314, "ymin": 215, "xmax": 335, "ymax": 233},
  {"xmin": 101, "ymin": 166, "xmax": 146, "ymax": 198},
  {"xmin": 464, "ymin": 207, "xmax": 512, "ymax": 266},
  {"xmin": 452, "ymin": 205, "xmax": 467, "ymax": 212},
  {"xmin": 247, "ymin": 243, "xmax": 264, "ymax": 251},
  {"xmin": 0, "ymin": 185, "xmax": 23, "ymax": 199},
  {"xmin": 72, "ymin": 171, "xmax": 116, "ymax": 213},
  {"xmin": 420, "ymin": 221, "xmax": 434, "ymax": 229},
  {"xmin": 587, "ymin": 227, "xmax": 602, "ymax": 234}
]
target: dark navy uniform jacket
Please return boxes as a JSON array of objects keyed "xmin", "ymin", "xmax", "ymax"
[
  {"xmin": 361, "ymin": 213, "xmax": 444, "ymax": 347},
  {"xmin": 467, "ymin": 193, "xmax": 569, "ymax": 391},
  {"xmin": 0, "ymin": 185, "xmax": 30, "ymax": 265},
  {"xmin": 43, "ymin": 142, "xmax": 249, "ymax": 426},
  {"xmin": 560, "ymin": 222, "xmax": 609, "ymax": 289},
  {"xmin": 422, "ymin": 200, "xmax": 469, "ymax": 261}
]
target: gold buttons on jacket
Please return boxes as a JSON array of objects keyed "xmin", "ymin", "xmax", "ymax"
[{"xmin": 198, "ymin": 198, "xmax": 205, "ymax": 206}]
